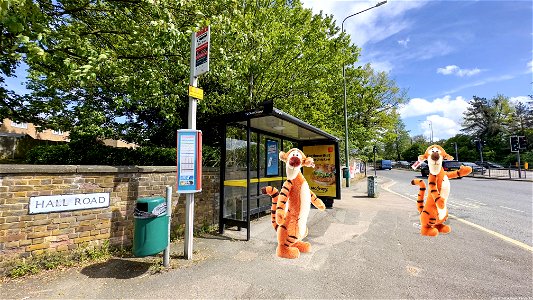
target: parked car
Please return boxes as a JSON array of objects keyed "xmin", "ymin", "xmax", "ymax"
[
  {"xmin": 397, "ymin": 161, "xmax": 410, "ymax": 168},
  {"xmin": 377, "ymin": 159, "xmax": 392, "ymax": 170},
  {"xmin": 420, "ymin": 160, "xmax": 463, "ymax": 177},
  {"xmin": 475, "ymin": 161, "xmax": 504, "ymax": 169},
  {"xmin": 420, "ymin": 162, "xmax": 429, "ymax": 177},
  {"xmin": 461, "ymin": 162, "xmax": 485, "ymax": 174}
]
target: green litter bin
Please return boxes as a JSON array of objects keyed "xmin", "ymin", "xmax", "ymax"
[{"xmin": 133, "ymin": 196, "xmax": 168, "ymax": 257}]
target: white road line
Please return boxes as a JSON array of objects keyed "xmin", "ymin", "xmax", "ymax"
[
  {"xmin": 450, "ymin": 201, "xmax": 479, "ymax": 208},
  {"xmin": 381, "ymin": 179, "xmax": 532, "ymax": 252},
  {"xmin": 465, "ymin": 197, "xmax": 488, "ymax": 206},
  {"xmin": 499, "ymin": 206, "xmax": 525, "ymax": 213}
]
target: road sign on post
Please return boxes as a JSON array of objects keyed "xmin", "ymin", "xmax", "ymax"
[{"xmin": 193, "ymin": 26, "xmax": 210, "ymax": 77}]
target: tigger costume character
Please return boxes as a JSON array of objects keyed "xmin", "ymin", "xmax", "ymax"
[
  {"xmin": 261, "ymin": 148, "xmax": 326, "ymax": 259},
  {"xmin": 411, "ymin": 144, "xmax": 472, "ymax": 236}
]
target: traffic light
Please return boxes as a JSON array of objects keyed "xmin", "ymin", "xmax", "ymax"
[
  {"xmin": 510, "ymin": 136, "xmax": 519, "ymax": 152},
  {"xmin": 475, "ymin": 140, "xmax": 482, "ymax": 151},
  {"xmin": 519, "ymin": 136, "xmax": 527, "ymax": 149}
]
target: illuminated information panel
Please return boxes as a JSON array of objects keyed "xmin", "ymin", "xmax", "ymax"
[{"xmin": 177, "ymin": 130, "xmax": 202, "ymax": 193}]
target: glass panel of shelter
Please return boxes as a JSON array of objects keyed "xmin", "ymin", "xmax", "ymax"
[
  {"xmin": 224, "ymin": 125, "xmax": 247, "ymax": 221},
  {"xmin": 223, "ymin": 124, "xmax": 298, "ymax": 224}
]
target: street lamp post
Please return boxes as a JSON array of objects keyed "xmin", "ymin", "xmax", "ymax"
[
  {"xmin": 342, "ymin": 0, "xmax": 387, "ymax": 188},
  {"xmin": 428, "ymin": 120, "xmax": 433, "ymax": 143}
]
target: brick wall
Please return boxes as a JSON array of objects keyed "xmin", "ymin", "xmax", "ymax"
[{"xmin": 0, "ymin": 165, "xmax": 219, "ymax": 269}]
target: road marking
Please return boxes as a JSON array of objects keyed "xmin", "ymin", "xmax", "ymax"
[
  {"xmin": 381, "ymin": 179, "xmax": 533, "ymax": 253},
  {"xmin": 499, "ymin": 205, "xmax": 525, "ymax": 213},
  {"xmin": 449, "ymin": 200, "xmax": 479, "ymax": 208},
  {"xmin": 465, "ymin": 197, "xmax": 488, "ymax": 206}
]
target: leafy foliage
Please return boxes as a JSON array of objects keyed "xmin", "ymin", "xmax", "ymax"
[{"xmin": 2, "ymin": 0, "xmax": 406, "ymax": 165}]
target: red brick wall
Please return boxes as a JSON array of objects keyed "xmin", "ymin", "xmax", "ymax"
[{"xmin": 0, "ymin": 165, "xmax": 219, "ymax": 270}]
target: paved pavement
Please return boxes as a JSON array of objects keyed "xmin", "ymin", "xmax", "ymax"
[{"xmin": 1, "ymin": 177, "xmax": 532, "ymax": 299}]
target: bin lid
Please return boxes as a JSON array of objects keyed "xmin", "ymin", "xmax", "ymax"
[{"xmin": 136, "ymin": 196, "xmax": 165, "ymax": 210}]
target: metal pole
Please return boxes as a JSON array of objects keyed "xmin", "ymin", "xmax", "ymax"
[
  {"xmin": 454, "ymin": 142, "xmax": 458, "ymax": 161},
  {"xmin": 373, "ymin": 149, "xmax": 377, "ymax": 177},
  {"xmin": 185, "ymin": 31, "xmax": 197, "ymax": 260},
  {"xmin": 341, "ymin": 1, "xmax": 387, "ymax": 189},
  {"xmin": 429, "ymin": 121, "xmax": 433, "ymax": 143},
  {"xmin": 342, "ymin": 61, "xmax": 350, "ymax": 188},
  {"xmin": 517, "ymin": 149, "xmax": 521, "ymax": 179},
  {"xmin": 163, "ymin": 186, "xmax": 172, "ymax": 267}
]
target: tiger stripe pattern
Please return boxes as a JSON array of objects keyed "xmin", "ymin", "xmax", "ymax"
[
  {"xmin": 411, "ymin": 179, "xmax": 426, "ymax": 213},
  {"xmin": 412, "ymin": 144, "xmax": 472, "ymax": 237},
  {"xmin": 260, "ymin": 148, "xmax": 326, "ymax": 259}
]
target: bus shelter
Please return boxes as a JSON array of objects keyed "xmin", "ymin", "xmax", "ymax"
[{"xmin": 218, "ymin": 104, "xmax": 341, "ymax": 240}]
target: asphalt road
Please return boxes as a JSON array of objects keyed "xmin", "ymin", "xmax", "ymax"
[{"xmin": 376, "ymin": 168, "xmax": 533, "ymax": 247}]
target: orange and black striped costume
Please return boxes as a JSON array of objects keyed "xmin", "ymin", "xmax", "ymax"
[
  {"xmin": 262, "ymin": 173, "xmax": 325, "ymax": 258},
  {"xmin": 261, "ymin": 148, "xmax": 325, "ymax": 259},
  {"xmin": 411, "ymin": 145, "xmax": 472, "ymax": 236}
]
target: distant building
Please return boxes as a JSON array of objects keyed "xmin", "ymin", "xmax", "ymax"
[
  {"xmin": 0, "ymin": 118, "xmax": 69, "ymax": 142},
  {"xmin": 0, "ymin": 118, "xmax": 138, "ymax": 159}
]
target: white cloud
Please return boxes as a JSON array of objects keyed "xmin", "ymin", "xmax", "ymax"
[
  {"xmin": 437, "ymin": 65, "xmax": 481, "ymax": 77},
  {"xmin": 527, "ymin": 59, "xmax": 533, "ymax": 73},
  {"xmin": 399, "ymin": 95, "xmax": 470, "ymax": 121},
  {"xmin": 301, "ymin": 0, "xmax": 429, "ymax": 47},
  {"xmin": 442, "ymin": 74, "xmax": 515, "ymax": 95},
  {"xmin": 509, "ymin": 96, "xmax": 531, "ymax": 105},
  {"xmin": 369, "ymin": 60, "xmax": 393, "ymax": 73},
  {"xmin": 398, "ymin": 37, "xmax": 410, "ymax": 47},
  {"xmin": 420, "ymin": 115, "xmax": 462, "ymax": 142},
  {"xmin": 400, "ymin": 96, "xmax": 471, "ymax": 139}
]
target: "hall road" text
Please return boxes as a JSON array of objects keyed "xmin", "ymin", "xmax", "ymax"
[{"xmin": 29, "ymin": 193, "xmax": 110, "ymax": 214}]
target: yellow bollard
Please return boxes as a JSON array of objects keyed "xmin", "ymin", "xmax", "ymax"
[{"xmin": 525, "ymin": 162, "xmax": 529, "ymax": 170}]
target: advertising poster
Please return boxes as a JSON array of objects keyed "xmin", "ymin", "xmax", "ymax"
[
  {"xmin": 302, "ymin": 145, "xmax": 336, "ymax": 197},
  {"xmin": 266, "ymin": 139, "xmax": 279, "ymax": 176}
]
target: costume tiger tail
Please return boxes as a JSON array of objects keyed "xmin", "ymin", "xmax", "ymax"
[
  {"xmin": 411, "ymin": 179, "xmax": 426, "ymax": 214},
  {"xmin": 261, "ymin": 186, "xmax": 280, "ymax": 231}
]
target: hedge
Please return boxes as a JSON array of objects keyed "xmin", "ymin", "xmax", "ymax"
[{"xmin": 25, "ymin": 142, "xmax": 220, "ymax": 167}]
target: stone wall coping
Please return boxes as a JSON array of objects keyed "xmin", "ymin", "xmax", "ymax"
[{"xmin": 0, "ymin": 165, "xmax": 219, "ymax": 174}]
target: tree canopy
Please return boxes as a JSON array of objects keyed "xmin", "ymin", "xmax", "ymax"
[{"xmin": 1, "ymin": 0, "xmax": 410, "ymax": 164}]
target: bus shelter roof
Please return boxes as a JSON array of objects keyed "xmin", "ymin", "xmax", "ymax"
[{"xmin": 220, "ymin": 105, "xmax": 339, "ymax": 142}]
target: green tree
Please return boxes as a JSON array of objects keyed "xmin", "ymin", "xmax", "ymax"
[
  {"xmin": 2, "ymin": 0, "xmax": 408, "ymax": 162},
  {"xmin": 402, "ymin": 142, "xmax": 426, "ymax": 162},
  {"xmin": 2, "ymin": 0, "xmax": 205, "ymax": 145},
  {"xmin": 345, "ymin": 64, "xmax": 407, "ymax": 154},
  {"xmin": 441, "ymin": 134, "xmax": 478, "ymax": 162},
  {"xmin": 462, "ymin": 94, "xmax": 514, "ymax": 161},
  {"xmin": 383, "ymin": 117, "xmax": 410, "ymax": 160}
]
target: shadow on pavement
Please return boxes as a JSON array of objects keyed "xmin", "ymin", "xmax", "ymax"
[{"xmin": 80, "ymin": 258, "xmax": 152, "ymax": 279}]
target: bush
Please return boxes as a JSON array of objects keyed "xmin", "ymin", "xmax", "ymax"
[{"xmin": 24, "ymin": 142, "xmax": 221, "ymax": 166}]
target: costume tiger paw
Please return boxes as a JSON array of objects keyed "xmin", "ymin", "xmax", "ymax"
[
  {"xmin": 261, "ymin": 148, "xmax": 326, "ymax": 259},
  {"xmin": 411, "ymin": 144, "xmax": 472, "ymax": 236}
]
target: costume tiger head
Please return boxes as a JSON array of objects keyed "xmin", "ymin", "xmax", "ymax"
[
  {"xmin": 419, "ymin": 144, "xmax": 454, "ymax": 176},
  {"xmin": 279, "ymin": 148, "xmax": 315, "ymax": 179}
]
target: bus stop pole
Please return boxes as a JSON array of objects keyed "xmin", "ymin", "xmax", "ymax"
[
  {"xmin": 163, "ymin": 186, "xmax": 172, "ymax": 267},
  {"xmin": 185, "ymin": 31, "xmax": 198, "ymax": 260}
]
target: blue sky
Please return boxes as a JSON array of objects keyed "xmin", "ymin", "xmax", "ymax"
[{"xmin": 302, "ymin": 0, "xmax": 532, "ymax": 141}]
